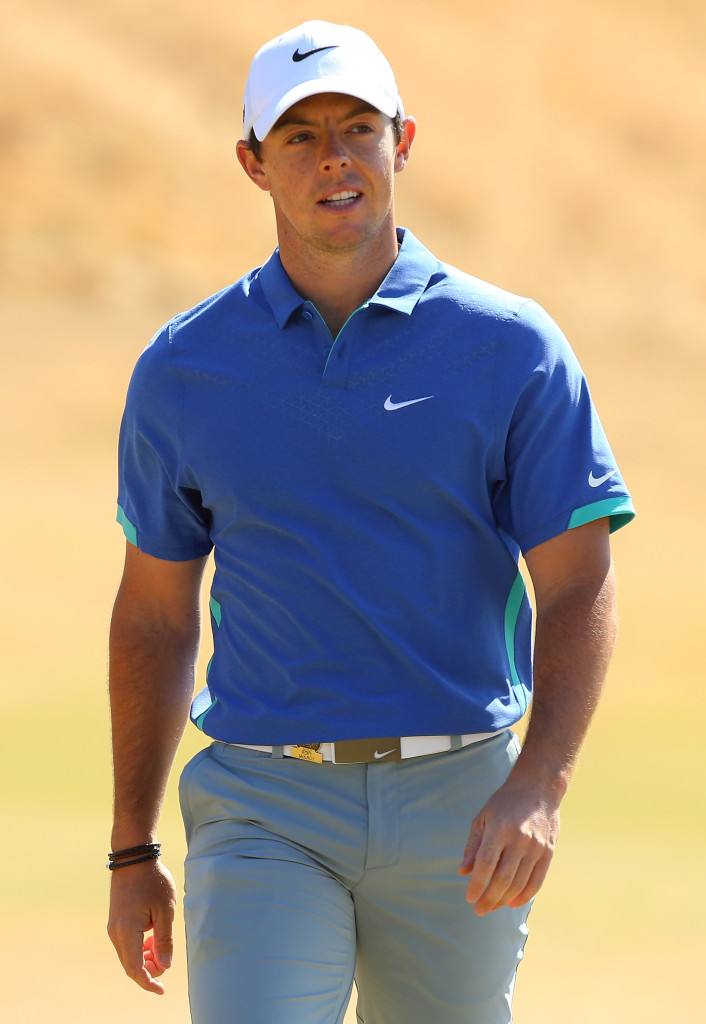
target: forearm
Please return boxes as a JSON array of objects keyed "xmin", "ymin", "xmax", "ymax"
[
  {"xmin": 512, "ymin": 564, "xmax": 618, "ymax": 800},
  {"xmin": 460, "ymin": 523, "xmax": 618, "ymax": 912},
  {"xmin": 109, "ymin": 601, "xmax": 200, "ymax": 847}
]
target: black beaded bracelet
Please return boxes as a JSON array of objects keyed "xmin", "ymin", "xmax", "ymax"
[
  {"xmin": 109, "ymin": 842, "xmax": 161, "ymax": 860},
  {"xmin": 107, "ymin": 842, "xmax": 162, "ymax": 870},
  {"xmin": 107, "ymin": 850, "xmax": 162, "ymax": 871}
]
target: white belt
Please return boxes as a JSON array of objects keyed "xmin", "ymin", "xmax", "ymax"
[{"xmin": 230, "ymin": 732, "xmax": 503, "ymax": 764}]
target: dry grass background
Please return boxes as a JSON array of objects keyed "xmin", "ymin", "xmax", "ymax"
[{"xmin": 1, "ymin": 0, "xmax": 705, "ymax": 1020}]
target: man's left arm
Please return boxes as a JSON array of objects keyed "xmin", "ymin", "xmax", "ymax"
[{"xmin": 459, "ymin": 517, "xmax": 617, "ymax": 914}]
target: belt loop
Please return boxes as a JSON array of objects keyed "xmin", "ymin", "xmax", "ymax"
[
  {"xmin": 449, "ymin": 735, "xmax": 463, "ymax": 751},
  {"xmin": 271, "ymin": 745, "xmax": 285, "ymax": 759}
]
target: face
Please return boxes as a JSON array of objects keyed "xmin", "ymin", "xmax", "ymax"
[{"xmin": 237, "ymin": 93, "xmax": 415, "ymax": 261}]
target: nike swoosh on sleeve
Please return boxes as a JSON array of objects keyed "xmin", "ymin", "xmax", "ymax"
[{"xmin": 588, "ymin": 469, "xmax": 618, "ymax": 487}]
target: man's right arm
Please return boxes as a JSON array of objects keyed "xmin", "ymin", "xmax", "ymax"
[{"xmin": 107, "ymin": 543, "xmax": 208, "ymax": 994}]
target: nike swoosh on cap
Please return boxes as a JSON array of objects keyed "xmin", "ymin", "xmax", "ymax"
[{"xmin": 292, "ymin": 45, "xmax": 338, "ymax": 62}]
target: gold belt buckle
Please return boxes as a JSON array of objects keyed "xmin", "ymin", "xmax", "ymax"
[{"xmin": 289, "ymin": 743, "xmax": 323, "ymax": 764}]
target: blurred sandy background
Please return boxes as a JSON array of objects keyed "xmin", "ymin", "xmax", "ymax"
[{"xmin": 1, "ymin": 0, "xmax": 704, "ymax": 1020}]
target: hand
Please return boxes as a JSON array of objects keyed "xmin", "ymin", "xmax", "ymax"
[
  {"xmin": 107, "ymin": 858, "xmax": 177, "ymax": 994},
  {"xmin": 458, "ymin": 780, "xmax": 560, "ymax": 915}
]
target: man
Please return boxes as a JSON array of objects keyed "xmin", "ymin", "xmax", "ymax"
[{"xmin": 107, "ymin": 20, "xmax": 634, "ymax": 1024}]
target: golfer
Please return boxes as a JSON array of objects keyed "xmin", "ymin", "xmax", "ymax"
[{"xmin": 107, "ymin": 21, "xmax": 634, "ymax": 1024}]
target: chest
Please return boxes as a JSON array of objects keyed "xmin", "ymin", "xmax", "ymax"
[{"xmin": 177, "ymin": 316, "xmax": 504, "ymax": 527}]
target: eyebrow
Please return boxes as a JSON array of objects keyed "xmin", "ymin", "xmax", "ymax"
[{"xmin": 271, "ymin": 102, "xmax": 381, "ymax": 132}]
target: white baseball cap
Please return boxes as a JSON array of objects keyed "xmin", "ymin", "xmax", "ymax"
[{"xmin": 243, "ymin": 21, "xmax": 404, "ymax": 141}]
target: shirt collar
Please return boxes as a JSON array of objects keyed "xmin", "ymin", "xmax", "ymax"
[{"xmin": 256, "ymin": 227, "xmax": 439, "ymax": 328}]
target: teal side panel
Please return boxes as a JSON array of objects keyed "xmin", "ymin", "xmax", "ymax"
[
  {"xmin": 195, "ymin": 694, "xmax": 218, "ymax": 731},
  {"xmin": 193, "ymin": 597, "xmax": 222, "ymax": 730},
  {"xmin": 116, "ymin": 504, "xmax": 138, "ymax": 546},
  {"xmin": 209, "ymin": 596, "xmax": 222, "ymax": 627},
  {"xmin": 504, "ymin": 571, "xmax": 529, "ymax": 714}
]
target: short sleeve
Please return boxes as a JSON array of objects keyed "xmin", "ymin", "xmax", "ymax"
[
  {"xmin": 492, "ymin": 300, "xmax": 635, "ymax": 553},
  {"xmin": 116, "ymin": 327, "xmax": 213, "ymax": 561}
]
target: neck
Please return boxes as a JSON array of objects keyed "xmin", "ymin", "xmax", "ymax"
[{"xmin": 278, "ymin": 224, "xmax": 400, "ymax": 337}]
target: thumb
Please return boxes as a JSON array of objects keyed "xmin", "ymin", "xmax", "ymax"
[
  {"xmin": 144, "ymin": 913, "xmax": 174, "ymax": 973},
  {"xmin": 152, "ymin": 914, "xmax": 174, "ymax": 970},
  {"xmin": 148, "ymin": 861, "xmax": 177, "ymax": 974}
]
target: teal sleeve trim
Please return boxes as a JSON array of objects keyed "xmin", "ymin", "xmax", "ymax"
[
  {"xmin": 504, "ymin": 571, "xmax": 528, "ymax": 714},
  {"xmin": 569, "ymin": 496, "xmax": 636, "ymax": 534},
  {"xmin": 116, "ymin": 504, "xmax": 138, "ymax": 546}
]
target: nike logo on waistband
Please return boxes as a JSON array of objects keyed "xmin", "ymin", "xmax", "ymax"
[{"xmin": 374, "ymin": 748, "xmax": 396, "ymax": 759}]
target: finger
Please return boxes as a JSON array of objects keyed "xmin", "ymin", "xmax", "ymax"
[
  {"xmin": 470, "ymin": 845, "xmax": 526, "ymax": 915},
  {"xmin": 458, "ymin": 820, "xmax": 484, "ymax": 876},
  {"xmin": 134, "ymin": 964, "xmax": 167, "ymax": 996},
  {"xmin": 462, "ymin": 833, "xmax": 502, "ymax": 906},
  {"xmin": 112, "ymin": 927, "xmax": 167, "ymax": 995},
  {"xmin": 143, "ymin": 934, "xmax": 164, "ymax": 978},
  {"xmin": 507, "ymin": 855, "xmax": 553, "ymax": 908},
  {"xmin": 145, "ymin": 929, "xmax": 173, "ymax": 974},
  {"xmin": 475, "ymin": 851, "xmax": 534, "ymax": 914}
]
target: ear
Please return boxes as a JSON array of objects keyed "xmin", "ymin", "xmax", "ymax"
[
  {"xmin": 394, "ymin": 116, "xmax": 417, "ymax": 174},
  {"xmin": 236, "ymin": 139, "xmax": 272, "ymax": 192}
]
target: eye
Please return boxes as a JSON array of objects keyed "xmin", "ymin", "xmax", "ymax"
[
  {"xmin": 287, "ymin": 131, "xmax": 313, "ymax": 144},
  {"xmin": 349, "ymin": 123, "xmax": 374, "ymax": 134}
]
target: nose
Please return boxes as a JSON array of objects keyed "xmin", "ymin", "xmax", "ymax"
[{"xmin": 319, "ymin": 132, "xmax": 351, "ymax": 172}]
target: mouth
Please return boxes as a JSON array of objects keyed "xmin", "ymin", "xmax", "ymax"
[{"xmin": 318, "ymin": 190, "xmax": 363, "ymax": 208}]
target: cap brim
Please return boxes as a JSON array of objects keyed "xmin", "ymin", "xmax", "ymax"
[{"xmin": 250, "ymin": 77, "xmax": 402, "ymax": 140}]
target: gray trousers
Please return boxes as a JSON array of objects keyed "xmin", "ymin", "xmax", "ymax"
[{"xmin": 179, "ymin": 730, "xmax": 530, "ymax": 1024}]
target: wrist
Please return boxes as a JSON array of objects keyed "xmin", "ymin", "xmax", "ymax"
[
  {"xmin": 107, "ymin": 841, "xmax": 162, "ymax": 871},
  {"xmin": 507, "ymin": 748, "xmax": 572, "ymax": 803}
]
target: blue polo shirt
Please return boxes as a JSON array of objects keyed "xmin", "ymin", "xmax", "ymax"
[{"xmin": 117, "ymin": 228, "xmax": 634, "ymax": 743}]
